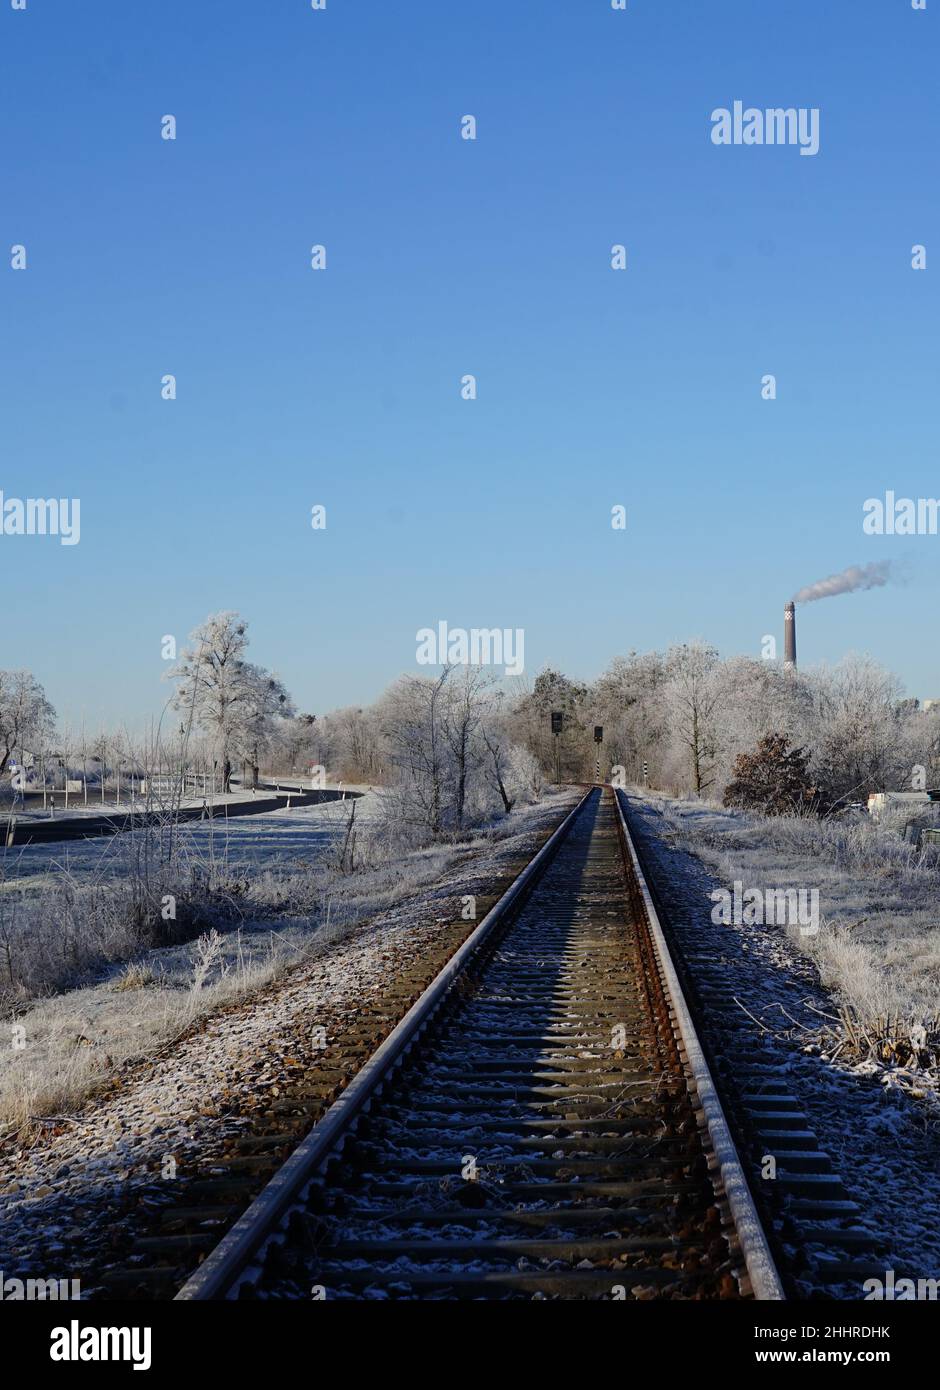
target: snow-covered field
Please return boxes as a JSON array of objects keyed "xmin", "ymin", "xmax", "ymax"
[{"xmin": 0, "ymin": 792, "xmax": 375, "ymax": 892}]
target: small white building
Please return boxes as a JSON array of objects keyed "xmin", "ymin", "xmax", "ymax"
[{"xmin": 867, "ymin": 790, "xmax": 940, "ymax": 821}]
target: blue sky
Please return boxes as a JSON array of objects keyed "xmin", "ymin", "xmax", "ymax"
[{"xmin": 1, "ymin": 0, "xmax": 938, "ymax": 731}]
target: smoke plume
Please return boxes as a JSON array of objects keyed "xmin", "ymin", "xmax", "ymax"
[{"xmin": 792, "ymin": 561, "xmax": 892, "ymax": 605}]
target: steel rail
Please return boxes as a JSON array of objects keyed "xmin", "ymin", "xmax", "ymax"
[{"xmin": 613, "ymin": 787, "xmax": 786, "ymax": 1301}]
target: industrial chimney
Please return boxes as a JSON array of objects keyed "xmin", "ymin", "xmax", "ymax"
[{"xmin": 784, "ymin": 601, "xmax": 797, "ymax": 670}]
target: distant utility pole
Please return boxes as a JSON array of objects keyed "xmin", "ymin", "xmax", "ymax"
[{"xmin": 550, "ymin": 711, "xmax": 563, "ymax": 785}]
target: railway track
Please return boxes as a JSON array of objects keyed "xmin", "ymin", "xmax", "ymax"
[
  {"xmin": 619, "ymin": 791, "xmax": 900, "ymax": 1299},
  {"xmin": 78, "ymin": 817, "xmax": 564, "ymax": 1299},
  {"xmin": 175, "ymin": 787, "xmax": 782, "ymax": 1301}
]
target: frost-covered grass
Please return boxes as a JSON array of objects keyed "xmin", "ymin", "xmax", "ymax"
[
  {"xmin": 647, "ymin": 794, "xmax": 940, "ymax": 1062},
  {"xmin": 1, "ymin": 927, "xmax": 295, "ymax": 1132},
  {"xmin": 0, "ymin": 789, "xmax": 572, "ymax": 1130},
  {"xmin": 0, "ymin": 838, "xmax": 252, "ymax": 1006},
  {"xmin": 677, "ymin": 800, "xmax": 939, "ymax": 885},
  {"xmin": 0, "ymin": 795, "xmax": 385, "ymax": 1005},
  {"xmin": 0, "ymin": 786, "xmax": 553, "ymax": 1009}
]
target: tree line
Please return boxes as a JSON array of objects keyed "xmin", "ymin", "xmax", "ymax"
[
  {"xmin": 4, "ymin": 619, "xmax": 939, "ymax": 827},
  {"xmin": 511, "ymin": 642, "xmax": 940, "ymax": 813}
]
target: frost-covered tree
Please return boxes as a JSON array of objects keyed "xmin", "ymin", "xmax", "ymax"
[
  {"xmin": 903, "ymin": 702, "xmax": 940, "ymax": 792},
  {"xmin": 236, "ymin": 668, "xmax": 295, "ymax": 787},
  {"xmin": 804, "ymin": 656, "xmax": 909, "ymax": 807},
  {"xmin": 320, "ymin": 705, "xmax": 385, "ymax": 783},
  {"xmin": 591, "ymin": 652, "xmax": 668, "ymax": 784},
  {"xmin": 443, "ymin": 666, "xmax": 490, "ymax": 829},
  {"xmin": 510, "ymin": 668, "xmax": 591, "ymax": 783},
  {"xmin": 479, "ymin": 692, "xmax": 518, "ymax": 814},
  {"xmin": 273, "ymin": 713, "xmax": 319, "ymax": 774},
  {"xmin": 0, "ymin": 670, "xmax": 55, "ymax": 776},
  {"xmin": 374, "ymin": 667, "xmax": 516, "ymax": 835},
  {"xmin": 708, "ymin": 656, "xmax": 814, "ymax": 792},
  {"xmin": 166, "ymin": 612, "xmax": 293, "ymax": 791},
  {"xmin": 664, "ymin": 642, "xmax": 721, "ymax": 795},
  {"xmin": 378, "ymin": 670, "xmax": 452, "ymax": 835},
  {"xmin": 508, "ymin": 742, "xmax": 543, "ymax": 804}
]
